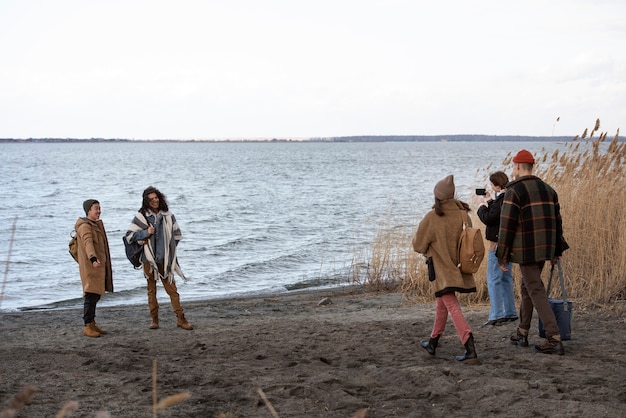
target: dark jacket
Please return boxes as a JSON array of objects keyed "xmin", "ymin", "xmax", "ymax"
[
  {"xmin": 412, "ymin": 199, "xmax": 477, "ymax": 297},
  {"xmin": 496, "ymin": 175, "xmax": 566, "ymax": 264},
  {"xmin": 477, "ymin": 193, "xmax": 505, "ymax": 242}
]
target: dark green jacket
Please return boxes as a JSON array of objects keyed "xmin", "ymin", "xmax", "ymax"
[{"xmin": 496, "ymin": 175, "xmax": 566, "ymax": 264}]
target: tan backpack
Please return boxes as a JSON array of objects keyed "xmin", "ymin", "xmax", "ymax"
[
  {"xmin": 457, "ymin": 211, "xmax": 485, "ymax": 274},
  {"xmin": 69, "ymin": 230, "xmax": 79, "ymax": 262}
]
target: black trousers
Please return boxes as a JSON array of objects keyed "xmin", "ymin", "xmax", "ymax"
[{"xmin": 83, "ymin": 292, "xmax": 101, "ymax": 325}]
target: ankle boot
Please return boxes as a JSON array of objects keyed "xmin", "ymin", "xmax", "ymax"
[
  {"xmin": 510, "ymin": 327, "xmax": 529, "ymax": 347},
  {"xmin": 420, "ymin": 335, "xmax": 440, "ymax": 356},
  {"xmin": 534, "ymin": 336, "xmax": 564, "ymax": 355},
  {"xmin": 93, "ymin": 322, "xmax": 107, "ymax": 334},
  {"xmin": 84, "ymin": 322, "xmax": 100, "ymax": 338},
  {"xmin": 149, "ymin": 317, "xmax": 159, "ymax": 329},
  {"xmin": 176, "ymin": 314, "xmax": 193, "ymax": 330},
  {"xmin": 455, "ymin": 333, "xmax": 479, "ymax": 364}
]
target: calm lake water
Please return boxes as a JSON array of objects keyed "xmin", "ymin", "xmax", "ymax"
[{"xmin": 0, "ymin": 141, "xmax": 560, "ymax": 311}]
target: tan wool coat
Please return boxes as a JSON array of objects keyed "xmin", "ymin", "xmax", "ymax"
[
  {"xmin": 412, "ymin": 199, "xmax": 477, "ymax": 297},
  {"xmin": 75, "ymin": 217, "xmax": 113, "ymax": 296}
]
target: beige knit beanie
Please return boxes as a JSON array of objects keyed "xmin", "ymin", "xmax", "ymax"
[{"xmin": 434, "ymin": 175, "xmax": 455, "ymax": 200}]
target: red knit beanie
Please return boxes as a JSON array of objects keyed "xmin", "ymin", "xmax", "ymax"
[{"xmin": 512, "ymin": 149, "xmax": 535, "ymax": 164}]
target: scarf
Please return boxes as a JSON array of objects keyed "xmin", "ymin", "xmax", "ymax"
[{"xmin": 126, "ymin": 211, "xmax": 186, "ymax": 283}]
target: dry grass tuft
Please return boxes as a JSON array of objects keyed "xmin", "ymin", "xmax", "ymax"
[
  {"xmin": 352, "ymin": 408, "xmax": 369, "ymax": 418},
  {"xmin": 581, "ymin": 128, "xmax": 588, "ymax": 139},
  {"xmin": 156, "ymin": 392, "xmax": 192, "ymax": 410},
  {"xmin": 353, "ymin": 122, "xmax": 625, "ymax": 306},
  {"xmin": 55, "ymin": 401, "xmax": 79, "ymax": 418},
  {"xmin": 151, "ymin": 359, "xmax": 191, "ymax": 417},
  {"xmin": 257, "ymin": 388, "xmax": 280, "ymax": 418},
  {"xmin": 534, "ymin": 128, "xmax": 626, "ymax": 305},
  {"xmin": 0, "ymin": 385, "xmax": 38, "ymax": 418},
  {"xmin": 214, "ymin": 413, "xmax": 238, "ymax": 418},
  {"xmin": 348, "ymin": 220, "xmax": 408, "ymax": 294}
]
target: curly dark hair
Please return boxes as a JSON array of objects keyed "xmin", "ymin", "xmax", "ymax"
[{"xmin": 140, "ymin": 186, "xmax": 169, "ymax": 215}]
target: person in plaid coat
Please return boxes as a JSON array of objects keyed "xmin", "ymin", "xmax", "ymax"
[{"xmin": 496, "ymin": 149, "xmax": 568, "ymax": 355}]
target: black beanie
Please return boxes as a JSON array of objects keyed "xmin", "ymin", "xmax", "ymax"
[{"xmin": 83, "ymin": 199, "xmax": 99, "ymax": 214}]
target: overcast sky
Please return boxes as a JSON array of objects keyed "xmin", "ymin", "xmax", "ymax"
[{"xmin": 1, "ymin": 0, "xmax": 624, "ymax": 139}]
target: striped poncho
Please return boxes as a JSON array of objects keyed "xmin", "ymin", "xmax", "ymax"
[{"xmin": 125, "ymin": 210, "xmax": 186, "ymax": 283}]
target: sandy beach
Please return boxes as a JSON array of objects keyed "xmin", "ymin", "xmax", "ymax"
[{"xmin": 1, "ymin": 286, "xmax": 625, "ymax": 417}]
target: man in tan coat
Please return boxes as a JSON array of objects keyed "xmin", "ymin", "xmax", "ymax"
[{"xmin": 75, "ymin": 199, "xmax": 113, "ymax": 337}]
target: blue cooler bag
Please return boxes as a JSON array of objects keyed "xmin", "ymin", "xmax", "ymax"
[{"xmin": 538, "ymin": 261, "xmax": 572, "ymax": 340}]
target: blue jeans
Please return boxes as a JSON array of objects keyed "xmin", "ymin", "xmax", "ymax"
[{"xmin": 487, "ymin": 250, "xmax": 517, "ymax": 320}]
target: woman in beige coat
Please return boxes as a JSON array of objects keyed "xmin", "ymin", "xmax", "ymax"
[
  {"xmin": 412, "ymin": 175, "xmax": 479, "ymax": 364},
  {"xmin": 75, "ymin": 199, "xmax": 113, "ymax": 337}
]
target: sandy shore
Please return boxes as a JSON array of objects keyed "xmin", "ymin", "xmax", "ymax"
[{"xmin": 1, "ymin": 286, "xmax": 625, "ymax": 417}]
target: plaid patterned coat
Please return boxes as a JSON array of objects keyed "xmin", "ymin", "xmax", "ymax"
[{"xmin": 496, "ymin": 175, "xmax": 566, "ymax": 264}]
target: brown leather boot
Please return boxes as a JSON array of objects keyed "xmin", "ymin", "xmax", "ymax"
[
  {"xmin": 177, "ymin": 314, "xmax": 193, "ymax": 330},
  {"xmin": 93, "ymin": 322, "xmax": 107, "ymax": 334},
  {"xmin": 534, "ymin": 335, "xmax": 564, "ymax": 355},
  {"xmin": 84, "ymin": 322, "xmax": 100, "ymax": 338},
  {"xmin": 147, "ymin": 279, "xmax": 159, "ymax": 329}
]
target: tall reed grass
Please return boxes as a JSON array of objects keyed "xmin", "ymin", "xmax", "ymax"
[{"xmin": 352, "ymin": 122, "xmax": 625, "ymax": 306}]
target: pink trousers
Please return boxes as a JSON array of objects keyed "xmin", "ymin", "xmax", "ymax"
[{"xmin": 431, "ymin": 293, "xmax": 473, "ymax": 345}]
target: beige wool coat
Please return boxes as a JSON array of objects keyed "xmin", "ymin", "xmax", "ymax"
[
  {"xmin": 75, "ymin": 217, "xmax": 113, "ymax": 296},
  {"xmin": 412, "ymin": 199, "xmax": 477, "ymax": 297}
]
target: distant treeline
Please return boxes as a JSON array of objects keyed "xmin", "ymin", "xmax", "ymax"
[
  {"xmin": 315, "ymin": 135, "xmax": 578, "ymax": 142},
  {"xmin": 0, "ymin": 135, "xmax": 616, "ymax": 143}
]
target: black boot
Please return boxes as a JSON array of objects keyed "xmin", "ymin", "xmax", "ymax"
[
  {"xmin": 455, "ymin": 333, "xmax": 479, "ymax": 364},
  {"xmin": 420, "ymin": 335, "xmax": 440, "ymax": 356}
]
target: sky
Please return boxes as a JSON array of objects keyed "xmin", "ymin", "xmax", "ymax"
[{"xmin": 1, "ymin": 0, "xmax": 625, "ymax": 140}]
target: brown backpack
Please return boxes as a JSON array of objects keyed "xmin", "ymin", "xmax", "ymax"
[
  {"xmin": 69, "ymin": 230, "xmax": 79, "ymax": 262},
  {"xmin": 457, "ymin": 211, "xmax": 485, "ymax": 274}
]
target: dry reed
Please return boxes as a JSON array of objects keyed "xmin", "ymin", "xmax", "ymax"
[
  {"xmin": 352, "ymin": 408, "xmax": 369, "ymax": 418},
  {"xmin": 155, "ymin": 392, "xmax": 192, "ymax": 410},
  {"xmin": 353, "ymin": 122, "xmax": 625, "ymax": 306},
  {"xmin": 0, "ymin": 216, "xmax": 18, "ymax": 311},
  {"xmin": 257, "ymin": 388, "xmax": 280, "ymax": 418},
  {"xmin": 151, "ymin": 358, "xmax": 191, "ymax": 417},
  {"xmin": 55, "ymin": 401, "xmax": 79, "ymax": 418},
  {"xmin": 0, "ymin": 386, "xmax": 37, "ymax": 418}
]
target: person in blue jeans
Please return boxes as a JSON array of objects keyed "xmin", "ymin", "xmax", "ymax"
[{"xmin": 474, "ymin": 171, "xmax": 517, "ymax": 326}]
